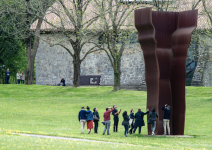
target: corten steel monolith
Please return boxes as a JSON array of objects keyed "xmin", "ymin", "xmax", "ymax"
[{"xmin": 134, "ymin": 8, "xmax": 198, "ymax": 135}]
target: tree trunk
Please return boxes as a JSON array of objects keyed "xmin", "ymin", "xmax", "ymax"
[
  {"xmin": 113, "ymin": 58, "xmax": 121, "ymax": 91},
  {"xmin": 25, "ymin": 0, "xmax": 34, "ymax": 85},
  {"xmin": 1, "ymin": 71, "xmax": 3, "ymax": 84},
  {"xmin": 25, "ymin": 8, "xmax": 43, "ymax": 84},
  {"xmin": 73, "ymin": 56, "xmax": 81, "ymax": 87},
  {"xmin": 26, "ymin": 57, "xmax": 35, "ymax": 85},
  {"xmin": 26, "ymin": 36, "xmax": 35, "ymax": 85}
]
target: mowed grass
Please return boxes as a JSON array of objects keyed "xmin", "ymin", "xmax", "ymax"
[{"xmin": 0, "ymin": 85, "xmax": 212, "ymax": 149}]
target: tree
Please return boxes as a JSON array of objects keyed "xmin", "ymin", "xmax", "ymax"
[
  {"xmin": 89, "ymin": 0, "xmax": 140, "ymax": 90},
  {"xmin": 31, "ymin": 0, "xmax": 100, "ymax": 87},
  {"xmin": 152, "ymin": 0, "xmax": 171, "ymax": 11},
  {"xmin": 202, "ymin": 0, "xmax": 212, "ymax": 26},
  {"xmin": 0, "ymin": 28, "xmax": 27, "ymax": 84},
  {"xmin": 0, "ymin": 0, "xmax": 54, "ymax": 84}
]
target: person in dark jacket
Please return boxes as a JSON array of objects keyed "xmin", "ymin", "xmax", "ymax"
[
  {"xmin": 60, "ymin": 78, "xmax": 66, "ymax": 86},
  {"xmin": 122, "ymin": 111, "xmax": 130, "ymax": 137},
  {"xmin": 148, "ymin": 107, "xmax": 158, "ymax": 135},
  {"xmin": 5, "ymin": 69, "xmax": 10, "ymax": 84},
  {"xmin": 129, "ymin": 109, "xmax": 135, "ymax": 134},
  {"xmin": 78, "ymin": 106, "xmax": 90, "ymax": 134},
  {"xmin": 162, "ymin": 104, "xmax": 171, "ymax": 135},
  {"xmin": 86, "ymin": 106, "xmax": 93, "ymax": 134},
  {"xmin": 93, "ymin": 108, "xmax": 100, "ymax": 133},
  {"xmin": 112, "ymin": 105, "xmax": 121, "ymax": 132},
  {"xmin": 133, "ymin": 108, "xmax": 149, "ymax": 134}
]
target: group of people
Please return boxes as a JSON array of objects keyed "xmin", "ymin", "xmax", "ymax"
[
  {"xmin": 16, "ymin": 70, "xmax": 25, "ymax": 84},
  {"xmin": 5, "ymin": 69, "xmax": 25, "ymax": 84},
  {"xmin": 78, "ymin": 106, "xmax": 99, "ymax": 134},
  {"xmin": 78, "ymin": 104, "xmax": 171, "ymax": 137}
]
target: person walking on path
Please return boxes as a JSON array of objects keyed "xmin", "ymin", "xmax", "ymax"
[
  {"xmin": 112, "ymin": 105, "xmax": 121, "ymax": 132},
  {"xmin": 103, "ymin": 107, "xmax": 114, "ymax": 135},
  {"xmin": 78, "ymin": 107, "xmax": 90, "ymax": 134},
  {"xmin": 21, "ymin": 71, "xmax": 25, "ymax": 84},
  {"xmin": 93, "ymin": 108, "xmax": 100, "ymax": 134},
  {"xmin": 129, "ymin": 109, "xmax": 135, "ymax": 134},
  {"xmin": 5, "ymin": 69, "xmax": 10, "ymax": 84},
  {"xmin": 162, "ymin": 104, "xmax": 171, "ymax": 135},
  {"xmin": 122, "ymin": 111, "xmax": 130, "ymax": 137},
  {"xmin": 86, "ymin": 106, "xmax": 93, "ymax": 134},
  {"xmin": 133, "ymin": 108, "xmax": 149, "ymax": 134},
  {"xmin": 16, "ymin": 71, "xmax": 21, "ymax": 84},
  {"xmin": 148, "ymin": 107, "xmax": 158, "ymax": 135}
]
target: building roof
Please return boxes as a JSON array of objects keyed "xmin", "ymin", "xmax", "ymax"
[{"xmin": 31, "ymin": 0, "xmax": 211, "ymax": 31}]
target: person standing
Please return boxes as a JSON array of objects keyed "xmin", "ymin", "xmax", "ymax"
[
  {"xmin": 16, "ymin": 71, "xmax": 21, "ymax": 84},
  {"xmin": 5, "ymin": 69, "xmax": 10, "ymax": 84},
  {"xmin": 122, "ymin": 111, "xmax": 130, "ymax": 137},
  {"xmin": 129, "ymin": 109, "xmax": 135, "ymax": 134},
  {"xmin": 103, "ymin": 107, "xmax": 114, "ymax": 135},
  {"xmin": 133, "ymin": 108, "xmax": 149, "ymax": 134},
  {"xmin": 112, "ymin": 105, "xmax": 121, "ymax": 132},
  {"xmin": 21, "ymin": 71, "xmax": 25, "ymax": 84},
  {"xmin": 86, "ymin": 106, "xmax": 93, "ymax": 134},
  {"xmin": 78, "ymin": 107, "xmax": 90, "ymax": 134},
  {"xmin": 93, "ymin": 108, "xmax": 100, "ymax": 134},
  {"xmin": 162, "ymin": 104, "xmax": 171, "ymax": 135},
  {"xmin": 148, "ymin": 107, "xmax": 158, "ymax": 135}
]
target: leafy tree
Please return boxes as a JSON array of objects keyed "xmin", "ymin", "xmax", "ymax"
[
  {"xmin": 0, "ymin": 0, "xmax": 54, "ymax": 84},
  {"xmin": 0, "ymin": 29, "xmax": 27, "ymax": 84}
]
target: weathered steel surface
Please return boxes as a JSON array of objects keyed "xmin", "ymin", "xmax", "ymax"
[
  {"xmin": 152, "ymin": 11, "xmax": 178, "ymax": 135},
  {"xmin": 134, "ymin": 8, "xmax": 160, "ymax": 135},
  {"xmin": 171, "ymin": 10, "xmax": 198, "ymax": 135},
  {"xmin": 134, "ymin": 8, "xmax": 198, "ymax": 135}
]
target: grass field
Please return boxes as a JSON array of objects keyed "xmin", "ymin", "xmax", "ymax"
[{"xmin": 0, "ymin": 85, "xmax": 212, "ymax": 149}]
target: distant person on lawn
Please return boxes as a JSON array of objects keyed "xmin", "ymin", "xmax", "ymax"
[
  {"xmin": 129, "ymin": 109, "xmax": 135, "ymax": 134},
  {"xmin": 93, "ymin": 108, "xmax": 100, "ymax": 134},
  {"xmin": 112, "ymin": 105, "xmax": 121, "ymax": 132},
  {"xmin": 60, "ymin": 78, "xmax": 66, "ymax": 86},
  {"xmin": 5, "ymin": 69, "xmax": 10, "ymax": 84},
  {"xmin": 162, "ymin": 104, "xmax": 171, "ymax": 135},
  {"xmin": 86, "ymin": 106, "xmax": 93, "ymax": 134},
  {"xmin": 148, "ymin": 107, "xmax": 158, "ymax": 135},
  {"xmin": 122, "ymin": 111, "xmax": 130, "ymax": 137},
  {"xmin": 78, "ymin": 107, "xmax": 90, "ymax": 134},
  {"xmin": 103, "ymin": 107, "xmax": 114, "ymax": 135},
  {"xmin": 16, "ymin": 70, "xmax": 21, "ymax": 84},
  {"xmin": 21, "ymin": 71, "xmax": 25, "ymax": 84},
  {"xmin": 133, "ymin": 108, "xmax": 149, "ymax": 134}
]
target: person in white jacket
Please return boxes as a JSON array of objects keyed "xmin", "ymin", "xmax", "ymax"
[
  {"xmin": 21, "ymin": 71, "xmax": 25, "ymax": 84},
  {"xmin": 16, "ymin": 71, "xmax": 21, "ymax": 84}
]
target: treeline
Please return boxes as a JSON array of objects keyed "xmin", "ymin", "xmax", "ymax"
[{"xmin": 0, "ymin": 27, "xmax": 27, "ymax": 84}]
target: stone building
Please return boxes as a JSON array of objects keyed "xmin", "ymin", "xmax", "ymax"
[
  {"xmin": 35, "ymin": 34, "xmax": 146, "ymax": 88},
  {"xmin": 33, "ymin": 0, "xmax": 212, "ymax": 87}
]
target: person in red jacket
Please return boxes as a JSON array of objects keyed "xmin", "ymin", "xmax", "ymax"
[{"xmin": 103, "ymin": 107, "xmax": 114, "ymax": 135}]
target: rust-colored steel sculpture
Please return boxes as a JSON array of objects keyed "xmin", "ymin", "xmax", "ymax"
[
  {"xmin": 134, "ymin": 8, "xmax": 198, "ymax": 135},
  {"xmin": 134, "ymin": 8, "xmax": 160, "ymax": 135}
]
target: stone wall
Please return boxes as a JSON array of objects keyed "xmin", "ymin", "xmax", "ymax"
[
  {"xmin": 36, "ymin": 33, "xmax": 212, "ymax": 88},
  {"xmin": 191, "ymin": 33, "xmax": 212, "ymax": 86},
  {"xmin": 35, "ymin": 34, "xmax": 146, "ymax": 87}
]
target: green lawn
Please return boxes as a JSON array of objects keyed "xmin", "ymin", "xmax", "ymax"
[{"xmin": 0, "ymin": 85, "xmax": 212, "ymax": 149}]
